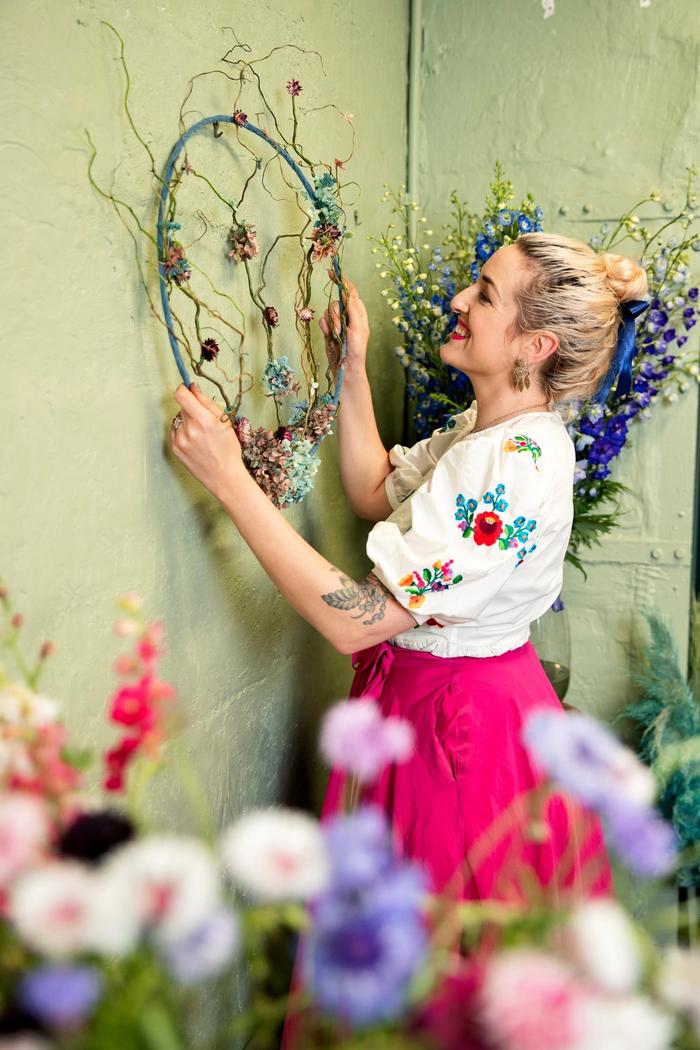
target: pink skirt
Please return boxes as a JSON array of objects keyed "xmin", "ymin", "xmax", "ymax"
[{"xmin": 280, "ymin": 638, "xmax": 614, "ymax": 1047}]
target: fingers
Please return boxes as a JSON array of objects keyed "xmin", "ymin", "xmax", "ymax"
[
  {"xmin": 189, "ymin": 383, "xmax": 224, "ymax": 418},
  {"xmin": 326, "ymin": 270, "xmax": 368, "ymax": 325},
  {"xmin": 174, "ymin": 384, "xmax": 202, "ymax": 417}
]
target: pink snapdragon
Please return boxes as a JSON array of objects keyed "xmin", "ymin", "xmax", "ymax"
[
  {"xmin": 103, "ymin": 601, "xmax": 178, "ymax": 793},
  {"xmin": 319, "ymin": 698, "xmax": 415, "ymax": 783}
]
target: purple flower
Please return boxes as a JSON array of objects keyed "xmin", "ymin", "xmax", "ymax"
[
  {"xmin": 319, "ymin": 699, "xmax": 415, "ymax": 783},
  {"xmin": 602, "ymin": 799, "xmax": 678, "ymax": 877},
  {"xmin": 302, "ymin": 902, "xmax": 428, "ymax": 1028},
  {"xmin": 161, "ymin": 907, "xmax": 241, "ymax": 985},
  {"xmin": 688, "ymin": 287, "xmax": 698, "ymax": 300},
  {"xmin": 19, "ymin": 965, "xmax": 103, "ymax": 1029},
  {"xmin": 521, "ymin": 709, "xmax": 656, "ymax": 813},
  {"xmin": 322, "ymin": 806, "xmax": 397, "ymax": 893}
]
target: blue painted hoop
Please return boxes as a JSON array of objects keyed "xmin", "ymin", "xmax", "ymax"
[{"xmin": 155, "ymin": 114, "xmax": 349, "ymax": 407}]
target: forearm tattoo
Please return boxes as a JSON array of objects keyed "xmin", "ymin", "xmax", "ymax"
[{"xmin": 321, "ymin": 570, "xmax": 389, "ymax": 626}]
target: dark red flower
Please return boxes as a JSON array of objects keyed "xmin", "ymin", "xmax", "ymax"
[
  {"xmin": 263, "ymin": 306, "xmax": 279, "ymax": 327},
  {"xmin": 233, "ymin": 109, "xmax": 247, "ymax": 126},
  {"xmin": 57, "ymin": 810, "xmax": 135, "ymax": 864},
  {"xmin": 286, "ymin": 79, "xmax": 302, "ymax": 96},
  {"xmin": 472, "ymin": 511, "xmax": 503, "ymax": 546},
  {"xmin": 200, "ymin": 338, "xmax": 220, "ymax": 362},
  {"xmin": 411, "ymin": 958, "xmax": 490, "ymax": 1050}
]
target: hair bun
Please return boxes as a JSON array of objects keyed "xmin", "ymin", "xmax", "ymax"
[{"xmin": 600, "ymin": 251, "xmax": 649, "ymax": 304}]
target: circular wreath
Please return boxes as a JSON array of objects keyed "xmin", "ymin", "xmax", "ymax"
[{"xmin": 155, "ymin": 102, "xmax": 351, "ymax": 510}]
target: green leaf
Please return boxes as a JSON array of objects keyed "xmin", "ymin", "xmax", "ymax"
[
  {"xmin": 138, "ymin": 1004, "xmax": 185, "ymax": 1050},
  {"xmin": 422, "ymin": 568, "xmax": 432, "ymax": 583},
  {"xmin": 453, "ymin": 574, "xmax": 463, "ymax": 584}
]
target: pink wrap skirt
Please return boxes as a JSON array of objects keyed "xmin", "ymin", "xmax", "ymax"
[{"xmin": 280, "ymin": 638, "xmax": 614, "ymax": 1047}]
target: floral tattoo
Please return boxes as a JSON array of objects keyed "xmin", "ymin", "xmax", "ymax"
[{"xmin": 321, "ymin": 571, "xmax": 389, "ymax": 625}]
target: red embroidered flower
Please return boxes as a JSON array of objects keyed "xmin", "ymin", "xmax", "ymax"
[{"xmin": 473, "ymin": 510, "xmax": 504, "ymax": 546}]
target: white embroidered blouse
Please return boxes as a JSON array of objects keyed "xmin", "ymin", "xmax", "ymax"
[{"xmin": 366, "ymin": 401, "xmax": 576, "ymax": 658}]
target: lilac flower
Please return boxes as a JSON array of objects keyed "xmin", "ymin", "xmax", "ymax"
[
  {"xmin": 19, "ymin": 965, "xmax": 103, "ymax": 1029},
  {"xmin": 521, "ymin": 709, "xmax": 656, "ymax": 813},
  {"xmin": 303, "ymin": 806, "xmax": 429, "ymax": 1028},
  {"xmin": 319, "ymin": 698, "xmax": 415, "ymax": 783},
  {"xmin": 322, "ymin": 805, "xmax": 397, "ymax": 893},
  {"xmin": 602, "ymin": 799, "xmax": 678, "ymax": 878},
  {"xmin": 522, "ymin": 710, "xmax": 678, "ymax": 878},
  {"xmin": 161, "ymin": 907, "xmax": 241, "ymax": 984}
]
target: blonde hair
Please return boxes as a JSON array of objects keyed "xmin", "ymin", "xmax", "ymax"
[{"xmin": 511, "ymin": 231, "xmax": 649, "ymax": 406}]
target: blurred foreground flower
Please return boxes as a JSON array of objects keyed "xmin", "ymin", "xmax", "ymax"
[
  {"xmin": 302, "ymin": 805, "xmax": 430, "ymax": 1028},
  {"xmin": 522, "ymin": 707, "xmax": 677, "ymax": 876},
  {"xmin": 220, "ymin": 807, "xmax": 331, "ymax": 901},
  {"xmin": 319, "ymin": 698, "xmax": 415, "ymax": 782}
]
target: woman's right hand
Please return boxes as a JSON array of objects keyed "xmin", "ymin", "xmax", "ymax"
[{"xmin": 319, "ymin": 272, "xmax": 370, "ymax": 380}]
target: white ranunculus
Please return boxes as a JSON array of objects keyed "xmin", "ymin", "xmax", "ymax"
[
  {"xmin": 573, "ymin": 993, "xmax": 676, "ymax": 1050},
  {"xmin": 220, "ymin": 807, "xmax": 330, "ymax": 902},
  {"xmin": 97, "ymin": 835, "xmax": 220, "ymax": 947},
  {"xmin": 0, "ymin": 792, "xmax": 50, "ymax": 886},
  {"xmin": 563, "ymin": 898, "xmax": 642, "ymax": 993},
  {"xmin": 0, "ymin": 684, "xmax": 60, "ymax": 727},
  {"xmin": 655, "ymin": 946, "xmax": 700, "ymax": 1034},
  {"xmin": 9, "ymin": 860, "xmax": 95, "ymax": 957}
]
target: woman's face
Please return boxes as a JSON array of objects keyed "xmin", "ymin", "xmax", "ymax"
[{"xmin": 440, "ymin": 244, "xmax": 534, "ymax": 382}]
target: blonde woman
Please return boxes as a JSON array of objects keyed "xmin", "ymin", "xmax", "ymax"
[{"xmin": 169, "ymin": 232, "xmax": 648, "ymax": 1010}]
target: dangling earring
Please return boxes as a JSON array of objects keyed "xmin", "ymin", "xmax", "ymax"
[{"xmin": 512, "ymin": 356, "xmax": 531, "ymax": 391}]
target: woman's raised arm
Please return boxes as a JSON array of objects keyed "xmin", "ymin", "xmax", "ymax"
[{"xmin": 320, "ymin": 277, "xmax": 393, "ymax": 522}]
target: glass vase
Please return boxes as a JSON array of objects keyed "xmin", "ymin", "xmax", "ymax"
[{"xmin": 529, "ymin": 592, "xmax": 576, "ymax": 710}]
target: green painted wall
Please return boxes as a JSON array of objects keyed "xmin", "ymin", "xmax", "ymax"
[
  {"xmin": 3, "ymin": 0, "xmax": 699, "ymax": 839},
  {"xmin": 415, "ymin": 0, "xmax": 700, "ymax": 718},
  {"xmin": 0, "ymin": 0, "xmax": 409, "ymax": 823}
]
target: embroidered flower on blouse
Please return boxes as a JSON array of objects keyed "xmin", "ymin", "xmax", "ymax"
[
  {"xmin": 397, "ymin": 559, "xmax": 464, "ymax": 609},
  {"xmin": 503, "ymin": 434, "xmax": 542, "ymax": 471},
  {"xmin": 454, "ymin": 485, "xmax": 538, "ymax": 566}
]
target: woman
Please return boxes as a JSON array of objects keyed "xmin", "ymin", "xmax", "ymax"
[{"xmin": 170, "ymin": 231, "xmax": 647, "ymax": 1029}]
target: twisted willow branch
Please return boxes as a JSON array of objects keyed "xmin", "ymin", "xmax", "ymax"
[{"xmin": 155, "ymin": 113, "xmax": 349, "ymax": 411}]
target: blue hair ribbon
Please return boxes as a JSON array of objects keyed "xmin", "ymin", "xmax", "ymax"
[{"xmin": 591, "ymin": 298, "xmax": 651, "ymax": 405}]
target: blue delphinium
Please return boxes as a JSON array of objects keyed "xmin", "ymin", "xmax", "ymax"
[{"xmin": 302, "ymin": 804, "xmax": 430, "ymax": 1030}]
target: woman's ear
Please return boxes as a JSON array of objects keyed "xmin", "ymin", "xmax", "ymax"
[{"xmin": 528, "ymin": 330, "xmax": 559, "ymax": 366}]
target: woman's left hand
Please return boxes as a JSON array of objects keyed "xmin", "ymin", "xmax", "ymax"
[{"xmin": 169, "ymin": 384, "xmax": 245, "ymax": 500}]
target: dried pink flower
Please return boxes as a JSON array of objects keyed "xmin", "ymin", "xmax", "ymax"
[
  {"xmin": 286, "ymin": 79, "xmax": 302, "ymax": 97},
  {"xmin": 309, "ymin": 223, "xmax": 342, "ymax": 264},
  {"xmin": 263, "ymin": 306, "xmax": 279, "ymax": 328},
  {"xmin": 233, "ymin": 109, "xmax": 247, "ymax": 126},
  {"xmin": 227, "ymin": 222, "xmax": 259, "ymax": 263},
  {"xmin": 298, "ymin": 307, "xmax": 315, "ymax": 322}
]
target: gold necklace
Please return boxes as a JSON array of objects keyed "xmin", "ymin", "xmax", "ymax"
[{"xmin": 471, "ymin": 401, "xmax": 552, "ymax": 435}]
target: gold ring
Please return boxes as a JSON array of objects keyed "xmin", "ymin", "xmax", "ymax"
[
  {"xmin": 350, "ymin": 295, "xmax": 360, "ymax": 301},
  {"xmin": 219, "ymin": 411, "xmax": 230, "ymax": 423}
]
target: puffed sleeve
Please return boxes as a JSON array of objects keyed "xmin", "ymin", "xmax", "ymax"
[
  {"xmin": 384, "ymin": 406, "xmax": 477, "ymax": 511},
  {"xmin": 368, "ymin": 426, "xmax": 551, "ymax": 626}
]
